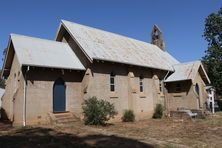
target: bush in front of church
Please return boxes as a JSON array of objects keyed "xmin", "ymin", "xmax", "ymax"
[
  {"xmin": 153, "ymin": 104, "xmax": 164, "ymax": 119},
  {"xmin": 82, "ymin": 96, "xmax": 117, "ymax": 125},
  {"xmin": 122, "ymin": 109, "xmax": 135, "ymax": 122}
]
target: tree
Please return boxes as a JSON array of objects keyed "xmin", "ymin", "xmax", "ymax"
[{"xmin": 202, "ymin": 7, "xmax": 222, "ymax": 95}]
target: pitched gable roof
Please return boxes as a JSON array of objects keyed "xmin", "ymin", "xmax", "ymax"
[
  {"xmin": 165, "ymin": 61, "xmax": 210, "ymax": 84},
  {"xmin": 59, "ymin": 20, "xmax": 179, "ymax": 71},
  {"xmin": 2, "ymin": 34, "xmax": 85, "ymax": 76}
]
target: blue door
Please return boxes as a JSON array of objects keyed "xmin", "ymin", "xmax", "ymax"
[{"xmin": 53, "ymin": 78, "xmax": 66, "ymax": 112}]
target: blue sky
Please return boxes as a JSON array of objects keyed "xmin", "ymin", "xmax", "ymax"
[{"xmin": 0, "ymin": 0, "xmax": 221, "ymax": 66}]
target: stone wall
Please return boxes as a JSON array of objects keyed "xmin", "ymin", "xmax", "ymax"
[
  {"xmin": 1, "ymin": 54, "xmax": 24, "ymax": 125},
  {"xmin": 82, "ymin": 61, "xmax": 165, "ymax": 120},
  {"xmin": 23, "ymin": 68, "xmax": 84, "ymax": 125}
]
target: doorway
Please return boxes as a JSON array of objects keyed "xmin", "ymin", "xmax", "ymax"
[{"xmin": 53, "ymin": 78, "xmax": 66, "ymax": 112}]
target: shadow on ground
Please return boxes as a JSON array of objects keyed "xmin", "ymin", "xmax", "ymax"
[
  {"xmin": 0, "ymin": 127, "xmax": 154, "ymax": 148},
  {"xmin": 0, "ymin": 119, "xmax": 12, "ymax": 131}
]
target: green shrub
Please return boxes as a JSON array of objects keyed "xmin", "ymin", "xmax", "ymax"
[
  {"xmin": 122, "ymin": 109, "xmax": 135, "ymax": 122},
  {"xmin": 153, "ymin": 104, "xmax": 164, "ymax": 119},
  {"xmin": 82, "ymin": 96, "xmax": 117, "ymax": 125}
]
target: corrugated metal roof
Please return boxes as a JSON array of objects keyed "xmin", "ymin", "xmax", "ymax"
[
  {"xmin": 11, "ymin": 34, "xmax": 85, "ymax": 70},
  {"xmin": 165, "ymin": 61, "xmax": 210, "ymax": 84},
  {"xmin": 61, "ymin": 20, "xmax": 179, "ymax": 71}
]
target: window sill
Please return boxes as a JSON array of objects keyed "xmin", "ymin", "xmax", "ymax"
[
  {"xmin": 158, "ymin": 92, "xmax": 164, "ymax": 96},
  {"xmin": 173, "ymin": 92, "xmax": 185, "ymax": 97},
  {"xmin": 131, "ymin": 88, "xmax": 137, "ymax": 94},
  {"xmin": 139, "ymin": 92, "xmax": 146, "ymax": 98},
  {"xmin": 110, "ymin": 92, "xmax": 118, "ymax": 99}
]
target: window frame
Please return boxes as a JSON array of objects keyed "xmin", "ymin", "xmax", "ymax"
[
  {"xmin": 195, "ymin": 83, "xmax": 200, "ymax": 95},
  {"xmin": 139, "ymin": 75, "xmax": 144, "ymax": 92},
  {"xmin": 110, "ymin": 72, "xmax": 115, "ymax": 92}
]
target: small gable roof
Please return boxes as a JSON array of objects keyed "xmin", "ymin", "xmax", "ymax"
[
  {"xmin": 165, "ymin": 61, "xmax": 210, "ymax": 84},
  {"xmin": 2, "ymin": 34, "xmax": 85, "ymax": 76},
  {"xmin": 59, "ymin": 20, "xmax": 179, "ymax": 71}
]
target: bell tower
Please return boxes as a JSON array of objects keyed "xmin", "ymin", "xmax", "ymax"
[{"xmin": 151, "ymin": 25, "xmax": 165, "ymax": 50}]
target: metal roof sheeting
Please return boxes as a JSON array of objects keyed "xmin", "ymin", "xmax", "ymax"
[
  {"xmin": 165, "ymin": 61, "xmax": 210, "ymax": 84},
  {"xmin": 61, "ymin": 20, "xmax": 179, "ymax": 71},
  {"xmin": 11, "ymin": 34, "xmax": 85, "ymax": 70}
]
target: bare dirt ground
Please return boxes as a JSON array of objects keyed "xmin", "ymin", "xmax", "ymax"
[{"xmin": 1, "ymin": 113, "xmax": 222, "ymax": 148}]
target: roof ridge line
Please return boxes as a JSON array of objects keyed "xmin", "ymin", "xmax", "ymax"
[
  {"xmin": 10, "ymin": 33, "xmax": 68, "ymax": 45},
  {"xmin": 173, "ymin": 60, "xmax": 201, "ymax": 66}
]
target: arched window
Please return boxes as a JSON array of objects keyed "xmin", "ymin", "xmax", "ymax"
[
  {"xmin": 110, "ymin": 72, "xmax": 115, "ymax": 92},
  {"xmin": 139, "ymin": 75, "xmax": 144, "ymax": 92},
  {"xmin": 195, "ymin": 83, "xmax": 200, "ymax": 95}
]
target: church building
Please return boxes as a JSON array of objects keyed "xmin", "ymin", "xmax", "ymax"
[{"xmin": 1, "ymin": 20, "xmax": 210, "ymax": 126}]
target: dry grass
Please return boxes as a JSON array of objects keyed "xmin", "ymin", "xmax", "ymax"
[
  {"xmin": 89, "ymin": 113, "xmax": 222, "ymax": 148},
  {"xmin": 1, "ymin": 113, "xmax": 222, "ymax": 148}
]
